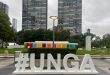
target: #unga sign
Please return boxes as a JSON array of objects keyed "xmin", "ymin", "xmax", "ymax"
[{"xmin": 13, "ymin": 53, "xmax": 99, "ymax": 75}]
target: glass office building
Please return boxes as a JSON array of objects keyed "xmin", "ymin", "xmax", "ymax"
[
  {"xmin": 12, "ymin": 18, "xmax": 17, "ymax": 32},
  {"xmin": 58, "ymin": 0, "xmax": 82, "ymax": 35},
  {"xmin": 22, "ymin": 0, "xmax": 47, "ymax": 30},
  {"xmin": 0, "ymin": 2, "xmax": 9, "ymax": 15}
]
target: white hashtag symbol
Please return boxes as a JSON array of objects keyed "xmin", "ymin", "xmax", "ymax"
[{"xmin": 15, "ymin": 53, "xmax": 29, "ymax": 71}]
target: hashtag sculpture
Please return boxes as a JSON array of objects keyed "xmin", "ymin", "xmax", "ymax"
[{"xmin": 15, "ymin": 53, "xmax": 29, "ymax": 71}]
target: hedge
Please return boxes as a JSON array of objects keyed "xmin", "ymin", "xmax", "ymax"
[{"xmin": 28, "ymin": 48, "xmax": 77, "ymax": 59}]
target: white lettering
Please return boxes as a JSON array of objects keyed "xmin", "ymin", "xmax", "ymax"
[
  {"xmin": 47, "ymin": 54, "xmax": 61, "ymax": 71},
  {"xmin": 30, "ymin": 53, "xmax": 44, "ymax": 71},
  {"xmin": 14, "ymin": 53, "xmax": 98, "ymax": 75},
  {"xmin": 80, "ymin": 54, "xmax": 96, "ymax": 72},
  {"xmin": 15, "ymin": 53, "xmax": 29, "ymax": 71},
  {"xmin": 63, "ymin": 54, "xmax": 79, "ymax": 71}
]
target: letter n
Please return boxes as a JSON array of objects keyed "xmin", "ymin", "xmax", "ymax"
[{"xmin": 47, "ymin": 54, "xmax": 61, "ymax": 71}]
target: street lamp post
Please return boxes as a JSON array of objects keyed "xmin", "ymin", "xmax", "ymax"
[{"xmin": 50, "ymin": 16, "xmax": 57, "ymax": 48}]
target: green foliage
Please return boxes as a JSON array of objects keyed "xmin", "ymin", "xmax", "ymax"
[
  {"xmin": 28, "ymin": 48, "xmax": 77, "ymax": 59},
  {"xmin": 1, "ymin": 48, "xmax": 110, "ymax": 56},
  {"xmin": 76, "ymin": 50, "xmax": 110, "ymax": 55},
  {"xmin": 76, "ymin": 50, "xmax": 102, "ymax": 55},
  {"xmin": 0, "ymin": 11, "xmax": 15, "ymax": 43},
  {"xmin": 92, "ymin": 36, "xmax": 101, "ymax": 48},
  {"xmin": 102, "ymin": 34, "xmax": 110, "ymax": 48},
  {"xmin": 0, "ymin": 48, "xmax": 27, "ymax": 54},
  {"xmin": 0, "ymin": 48, "xmax": 5, "ymax": 54},
  {"xmin": 17, "ymin": 28, "xmax": 110, "ymax": 50},
  {"xmin": 17, "ymin": 29, "xmax": 70, "ymax": 44},
  {"xmin": 55, "ymin": 30, "xmax": 70, "ymax": 41},
  {"xmin": 68, "ymin": 34, "xmax": 85, "ymax": 48},
  {"xmin": 92, "ymin": 34, "xmax": 110, "ymax": 48}
]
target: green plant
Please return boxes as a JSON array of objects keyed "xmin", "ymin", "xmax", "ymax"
[{"xmin": 28, "ymin": 48, "xmax": 77, "ymax": 59}]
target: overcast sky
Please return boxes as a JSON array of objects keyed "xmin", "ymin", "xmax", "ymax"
[{"xmin": 0, "ymin": 0, "xmax": 110, "ymax": 37}]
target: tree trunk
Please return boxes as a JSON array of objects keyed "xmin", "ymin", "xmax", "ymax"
[{"xmin": 1, "ymin": 40, "xmax": 3, "ymax": 48}]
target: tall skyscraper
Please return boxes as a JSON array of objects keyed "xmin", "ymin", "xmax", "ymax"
[
  {"xmin": 22, "ymin": 0, "xmax": 48, "ymax": 30},
  {"xmin": 0, "ymin": 1, "xmax": 9, "ymax": 15},
  {"xmin": 12, "ymin": 18, "xmax": 17, "ymax": 32},
  {"xmin": 58, "ymin": 0, "xmax": 82, "ymax": 35}
]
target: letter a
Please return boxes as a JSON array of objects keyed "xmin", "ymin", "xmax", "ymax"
[{"xmin": 80, "ymin": 54, "xmax": 97, "ymax": 72}]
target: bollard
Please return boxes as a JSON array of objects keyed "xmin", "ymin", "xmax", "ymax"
[
  {"xmin": 4, "ymin": 50, "xmax": 8, "ymax": 57},
  {"xmin": 101, "ymin": 50, "xmax": 105, "ymax": 59},
  {"xmin": 14, "ymin": 51, "xmax": 21, "ymax": 62}
]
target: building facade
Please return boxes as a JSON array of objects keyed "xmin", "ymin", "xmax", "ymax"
[
  {"xmin": 12, "ymin": 18, "xmax": 17, "ymax": 32},
  {"xmin": 58, "ymin": 0, "xmax": 82, "ymax": 35},
  {"xmin": 0, "ymin": 2, "xmax": 9, "ymax": 15},
  {"xmin": 22, "ymin": 0, "xmax": 48, "ymax": 30}
]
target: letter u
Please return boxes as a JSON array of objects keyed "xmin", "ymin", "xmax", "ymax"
[{"xmin": 30, "ymin": 53, "xmax": 44, "ymax": 71}]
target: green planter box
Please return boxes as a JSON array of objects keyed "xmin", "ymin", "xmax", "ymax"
[{"xmin": 28, "ymin": 48, "xmax": 77, "ymax": 59}]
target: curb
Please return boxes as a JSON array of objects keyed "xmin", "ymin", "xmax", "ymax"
[
  {"xmin": 92, "ymin": 57, "xmax": 110, "ymax": 59},
  {"xmin": 0, "ymin": 55, "xmax": 110, "ymax": 59},
  {"xmin": 78, "ymin": 55, "xmax": 110, "ymax": 59},
  {"xmin": 0, "ymin": 56, "xmax": 14, "ymax": 58}
]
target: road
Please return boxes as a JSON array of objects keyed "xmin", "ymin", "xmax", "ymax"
[{"xmin": 0, "ymin": 57, "xmax": 110, "ymax": 75}]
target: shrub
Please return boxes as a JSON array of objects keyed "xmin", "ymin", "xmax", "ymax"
[{"xmin": 28, "ymin": 48, "xmax": 77, "ymax": 59}]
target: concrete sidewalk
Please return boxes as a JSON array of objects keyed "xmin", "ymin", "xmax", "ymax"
[{"xmin": 0, "ymin": 58, "xmax": 110, "ymax": 75}]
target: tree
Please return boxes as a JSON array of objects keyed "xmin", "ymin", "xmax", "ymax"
[
  {"xmin": 91, "ymin": 34, "xmax": 110, "ymax": 49},
  {"xmin": 102, "ymin": 33, "xmax": 110, "ymax": 48},
  {"xmin": 92, "ymin": 36, "xmax": 101, "ymax": 48},
  {"xmin": 16, "ymin": 29, "xmax": 70, "ymax": 44},
  {"xmin": 68, "ymin": 34, "xmax": 85, "ymax": 48},
  {"xmin": 17, "ymin": 29, "xmax": 49, "ymax": 44},
  {"xmin": 55, "ymin": 30, "xmax": 70, "ymax": 41},
  {"xmin": 0, "ymin": 11, "xmax": 15, "ymax": 47},
  {"xmin": 16, "ymin": 30, "xmax": 24, "ymax": 44}
]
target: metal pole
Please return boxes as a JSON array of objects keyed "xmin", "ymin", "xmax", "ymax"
[
  {"xmin": 50, "ymin": 16, "xmax": 57, "ymax": 48},
  {"xmin": 53, "ymin": 20, "xmax": 55, "ymax": 48}
]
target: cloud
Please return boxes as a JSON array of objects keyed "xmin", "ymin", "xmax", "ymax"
[
  {"xmin": 82, "ymin": 0, "xmax": 110, "ymax": 37},
  {"xmin": 48, "ymin": 0, "xmax": 58, "ymax": 29},
  {"xmin": 9, "ymin": 0, "xmax": 22, "ymax": 31},
  {"xmin": 0, "ymin": 0, "xmax": 22, "ymax": 31},
  {"xmin": 83, "ymin": 0, "xmax": 110, "ymax": 22}
]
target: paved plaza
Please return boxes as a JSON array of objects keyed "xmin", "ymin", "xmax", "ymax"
[{"xmin": 0, "ymin": 57, "xmax": 110, "ymax": 75}]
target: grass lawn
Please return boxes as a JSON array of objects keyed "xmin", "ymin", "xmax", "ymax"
[
  {"xmin": 76, "ymin": 49, "xmax": 110, "ymax": 55},
  {"xmin": 0, "ymin": 48, "xmax": 110, "ymax": 55},
  {"xmin": 0, "ymin": 48, "xmax": 28, "ymax": 54}
]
